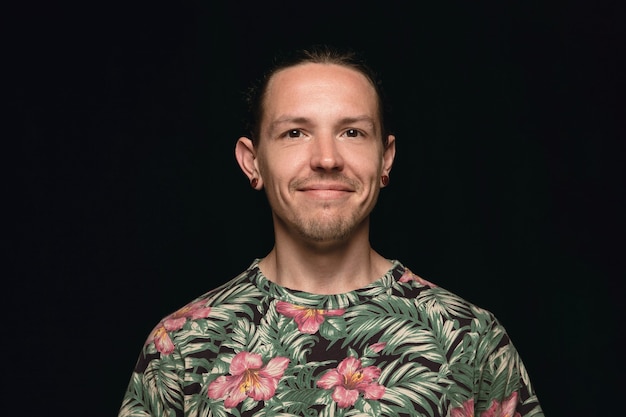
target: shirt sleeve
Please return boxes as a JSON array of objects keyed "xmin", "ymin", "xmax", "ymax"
[
  {"xmin": 473, "ymin": 318, "xmax": 544, "ymax": 417},
  {"xmin": 118, "ymin": 346, "xmax": 186, "ymax": 417}
]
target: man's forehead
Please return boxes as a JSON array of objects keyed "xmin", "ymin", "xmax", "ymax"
[
  {"xmin": 267, "ymin": 63, "xmax": 374, "ymax": 92},
  {"xmin": 259, "ymin": 63, "xmax": 382, "ymax": 135},
  {"xmin": 264, "ymin": 64, "xmax": 378, "ymax": 110}
]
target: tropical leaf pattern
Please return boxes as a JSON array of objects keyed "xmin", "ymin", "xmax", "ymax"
[{"xmin": 118, "ymin": 260, "xmax": 544, "ymax": 417}]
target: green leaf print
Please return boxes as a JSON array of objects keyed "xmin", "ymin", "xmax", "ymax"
[{"xmin": 319, "ymin": 315, "xmax": 346, "ymax": 340}]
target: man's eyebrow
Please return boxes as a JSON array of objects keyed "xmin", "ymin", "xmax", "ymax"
[
  {"xmin": 267, "ymin": 115, "xmax": 377, "ymax": 132},
  {"xmin": 338, "ymin": 116, "xmax": 376, "ymax": 127},
  {"xmin": 269, "ymin": 116, "xmax": 311, "ymax": 130}
]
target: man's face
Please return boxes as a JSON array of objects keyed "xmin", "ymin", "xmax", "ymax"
[{"xmin": 254, "ymin": 63, "xmax": 395, "ymax": 244}]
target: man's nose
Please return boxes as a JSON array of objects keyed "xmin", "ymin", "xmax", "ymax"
[{"xmin": 310, "ymin": 134, "xmax": 344, "ymax": 171}]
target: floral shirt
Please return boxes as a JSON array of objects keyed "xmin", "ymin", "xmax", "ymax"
[{"xmin": 118, "ymin": 260, "xmax": 544, "ymax": 417}]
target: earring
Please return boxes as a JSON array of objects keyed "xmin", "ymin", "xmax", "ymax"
[
  {"xmin": 250, "ymin": 178, "xmax": 258, "ymax": 188},
  {"xmin": 381, "ymin": 175, "xmax": 389, "ymax": 186}
]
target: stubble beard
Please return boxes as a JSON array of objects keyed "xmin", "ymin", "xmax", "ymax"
[
  {"xmin": 293, "ymin": 205, "xmax": 359, "ymax": 242},
  {"xmin": 268, "ymin": 194, "xmax": 361, "ymax": 244},
  {"xmin": 281, "ymin": 174, "xmax": 376, "ymax": 243}
]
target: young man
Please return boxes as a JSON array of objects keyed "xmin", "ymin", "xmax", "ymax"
[{"xmin": 118, "ymin": 45, "xmax": 544, "ymax": 417}]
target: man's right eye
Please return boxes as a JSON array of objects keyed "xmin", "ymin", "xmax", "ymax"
[{"xmin": 287, "ymin": 129, "xmax": 302, "ymax": 138}]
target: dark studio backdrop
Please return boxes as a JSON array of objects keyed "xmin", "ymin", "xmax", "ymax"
[{"xmin": 11, "ymin": 1, "xmax": 624, "ymax": 416}]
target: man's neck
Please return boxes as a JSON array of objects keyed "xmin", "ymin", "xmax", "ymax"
[{"xmin": 258, "ymin": 235, "xmax": 392, "ymax": 295}]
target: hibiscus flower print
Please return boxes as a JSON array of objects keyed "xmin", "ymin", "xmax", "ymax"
[
  {"xmin": 399, "ymin": 269, "xmax": 437, "ymax": 287},
  {"xmin": 276, "ymin": 301, "xmax": 345, "ymax": 334},
  {"xmin": 208, "ymin": 351, "xmax": 290, "ymax": 408},
  {"xmin": 481, "ymin": 392, "xmax": 521, "ymax": 417},
  {"xmin": 450, "ymin": 398, "xmax": 474, "ymax": 417},
  {"xmin": 317, "ymin": 356, "xmax": 386, "ymax": 408},
  {"xmin": 146, "ymin": 300, "xmax": 211, "ymax": 355}
]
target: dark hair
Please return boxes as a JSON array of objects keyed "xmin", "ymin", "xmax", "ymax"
[{"xmin": 244, "ymin": 44, "xmax": 393, "ymax": 146}]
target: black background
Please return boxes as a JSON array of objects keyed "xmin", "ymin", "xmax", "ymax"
[{"xmin": 11, "ymin": 1, "xmax": 624, "ymax": 416}]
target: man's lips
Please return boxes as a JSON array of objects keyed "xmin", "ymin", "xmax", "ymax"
[
  {"xmin": 296, "ymin": 182, "xmax": 355, "ymax": 200},
  {"xmin": 298, "ymin": 183, "xmax": 354, "ymax": 192}
]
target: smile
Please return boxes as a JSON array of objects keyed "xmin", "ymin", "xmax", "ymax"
[{"xmin": 298, "ymin": 183, "xmax": 354, "ymax": 200}]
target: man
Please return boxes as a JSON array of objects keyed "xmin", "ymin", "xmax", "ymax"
[{"xmin": 118, "ymin": 45, "xmax": 544, "ymax": 416}]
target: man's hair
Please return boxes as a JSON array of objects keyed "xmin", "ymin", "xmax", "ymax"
[{"xmin": 244, "ymin": 44, "xmax": 393, "ymax": 146}]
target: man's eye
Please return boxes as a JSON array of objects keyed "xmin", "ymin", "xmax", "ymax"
[
  {"xmin": 345, "ymin": 129, "xmax": 361, "ymax": 137},
  {"xmin": 287, "ymin": 129, "xmax": 302, "ymax": 138}
]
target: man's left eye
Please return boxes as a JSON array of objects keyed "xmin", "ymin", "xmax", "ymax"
[{"xmin": 345, "ymin": 129, "xmax": 360, "ymax": 137}]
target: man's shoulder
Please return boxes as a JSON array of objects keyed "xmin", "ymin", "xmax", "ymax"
[
  {"xmin": 188, "ymin": 262, "xmax": 261, "ymax": 309},
  {"xmin": 141, "ymin": 263, "xmax": 261, "ymax": 356},
  {"xmin": 394, "ymin": 265, "xmax": 498, "ymax": 325}
]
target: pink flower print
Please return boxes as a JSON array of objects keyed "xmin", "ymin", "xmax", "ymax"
[
  {"xmin": 450, "ymin": 398, "xmax": 475, "ymax": 417},
  {"xmin": 208, "ymin": 351, "xmax": 290, "ymax": 408},
  {"xmin": 399, "ymin": 269, "xmax": 437, "ymax": 287},
  {"xmin": 481, "ymin": 392, "xmax": 521, "ymax": 417},
  {"xmin": 317, "ymin": 356, "xmax": 386, "ymax": 408},
  {"xmin": 276, "ymin": 301, "xmax": 345, "ymax": 334},
  {"xmin": 368, "ymin": 342, "xmax": 387, "ymax": 354},
  {"xmin": 146, "ymin": 300, "xmax": 212, "ymax": 355},
  {"xmin": 150, "ymin": 326, "xmax": 175, "ymax": 355}
]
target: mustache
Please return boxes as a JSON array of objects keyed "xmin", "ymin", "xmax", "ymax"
[{"xmin": 290, "ymin": 174, "xmax": 359, "ymax": 190}]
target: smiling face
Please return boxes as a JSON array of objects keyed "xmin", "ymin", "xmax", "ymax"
[{"xmin": 236, "ymin": 63, "xmax": 395, "ymax": 244}]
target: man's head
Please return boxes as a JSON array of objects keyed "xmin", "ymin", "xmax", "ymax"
[
  {"xmin": 244, "ymin": 45, "xmax": 394, "ymax": 147},
  {"xmin": 235, "ymin": 45, "xmax": 396, "ymax": 245}
]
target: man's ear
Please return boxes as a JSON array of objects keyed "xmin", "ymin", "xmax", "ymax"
[
  {"xmin": 382, "ymin": 134, "xmax": 396, "ymax": 176},
  {"xmin": 235, "ymin": 137, "xmax": 262, "ymax": 189}
]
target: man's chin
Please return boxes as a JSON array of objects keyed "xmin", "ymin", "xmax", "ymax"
[{"xmin": 297, "ymin": 221, "xmax": 352, "ymax": 243}]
